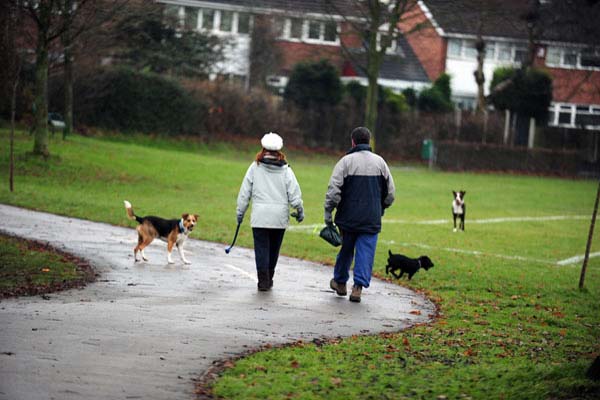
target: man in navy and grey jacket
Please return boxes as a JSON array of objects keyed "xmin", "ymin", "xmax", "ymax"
[{"xmin": 324, "ymin": 127, "xmax": 395, "ymax": 303}]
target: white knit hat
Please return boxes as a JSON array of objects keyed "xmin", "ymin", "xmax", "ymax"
[{"xmin": 261, "ymin": 132, "xmax": 283, "ymax": 151}]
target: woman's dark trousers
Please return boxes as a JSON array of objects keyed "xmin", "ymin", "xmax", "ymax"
[{"xmin": 252, "ymin": 228, "xmax": 285, "ymax": 290}]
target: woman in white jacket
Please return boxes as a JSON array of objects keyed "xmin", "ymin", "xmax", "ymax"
[{"xmin": 236, "ymin": 133, "xmax": 304, "ymax": 291}]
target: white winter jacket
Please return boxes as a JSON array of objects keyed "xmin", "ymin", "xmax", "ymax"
[{"xmin": 236, "ymin": 161, "xmax": 303, "ymax": 229}]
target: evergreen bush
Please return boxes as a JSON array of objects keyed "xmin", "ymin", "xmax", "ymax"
[
  {"xmin": 284, "ymin": 60, "xmax": 343, "ymax": 109},
  {"xmin": 489, "ymin": 67, "xmax": 553, "ymax": 121},
  {"xmin": 73, "ymin": 68, "xmax": 206, "ymax": 135}
]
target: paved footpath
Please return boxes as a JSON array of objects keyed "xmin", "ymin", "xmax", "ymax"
[{"xmin": 0, "ymin": 204, "xmax": 435, "ymax": 400}]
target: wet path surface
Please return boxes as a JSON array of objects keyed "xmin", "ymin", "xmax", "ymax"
[{"xmin": 0, "ymin": 204, "xmax": 435, "ymax": 400}]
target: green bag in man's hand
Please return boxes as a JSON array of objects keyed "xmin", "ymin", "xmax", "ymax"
[{"xmin": 320, "ymin": 223, "xmax": 342, "ymax": 247}]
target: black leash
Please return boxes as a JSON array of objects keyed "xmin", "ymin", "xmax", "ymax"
[{"xmin": 225, "ymin": 222, "xmax": 241, "ymax": 254}]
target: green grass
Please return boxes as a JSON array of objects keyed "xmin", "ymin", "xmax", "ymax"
[
  {"xmin": 0, "ymin": 233, "xmax": 88, "ymax": 296},
  {"xmin": 1, "ymin": 130, "xmax": 599, "ymax": 399}
]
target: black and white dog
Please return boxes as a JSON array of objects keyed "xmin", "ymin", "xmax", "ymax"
[
  {"xmin": 452, "ymin": 190, "xmax": 466, "ymax": 232},
  {"xmin": 385, "ymin": 251, "xmax": 434, "ymax": 280}
]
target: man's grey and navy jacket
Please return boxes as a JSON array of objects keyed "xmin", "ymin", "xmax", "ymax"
[{"xmin": 324, "ymin": 144, "xmax": 395, "ymax": 234}]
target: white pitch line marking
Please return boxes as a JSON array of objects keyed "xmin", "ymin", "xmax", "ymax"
[
  {"xmin": 556, "ymin": 252, "xmax": 600, "ymax": 266},
  {"xmin": 288, "ymin": 215, "xmax": 589, "ymax": 232},
  {"xmin": 222, "ymin": 263, "xmax": 258, "ymax": 282},
  {"xmin": 384, "ymin": 215, "xmax": 589, "ymax": 225}
]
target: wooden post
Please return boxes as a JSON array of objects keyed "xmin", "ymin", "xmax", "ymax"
[
  {"xmin": 579, "ymin": 179, "xmax": 600, "ymax": 289},
  {"xmin": 503, "ymin": 109, "xmax": 510, "ymax": 144},
  {"xmin": 528, "ymin": 117, "xmax": 536, "ymax": 149}
]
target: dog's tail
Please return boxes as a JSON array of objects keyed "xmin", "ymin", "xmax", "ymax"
[
  {"xmin": 124, "ymin": 200, "xmax": 143, "ymax": 224},
  {"xmin": 388, "ymin": 249, "xmax": 392, "ymax": 257}
]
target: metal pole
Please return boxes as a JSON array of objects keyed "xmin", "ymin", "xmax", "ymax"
[{"xmin": 579, "ymin": 179, "xmax": 600, "ymax": 289}]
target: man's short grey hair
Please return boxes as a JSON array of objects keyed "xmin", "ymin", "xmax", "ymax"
[{"xmin": 351, "ymin": 127, "xmax": 371, "ymax": 145}]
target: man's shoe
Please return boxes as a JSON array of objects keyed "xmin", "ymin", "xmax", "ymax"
[
  {"xmin": 349, "ymin": 285, "xmax": 362, "ymax": 303},
  {"xmin": 330, "ymin": 279, "xmax": 347, "ymax": 296}
]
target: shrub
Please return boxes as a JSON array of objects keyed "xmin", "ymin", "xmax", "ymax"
[
  {"xmin": 72, "ymin": 68, "xmax": 206, "ymax": 135},
  {"xmin": 417, "ymin": 73, "xmax": 453, "ymax": 112},
  {"xmin": 284, "ymin": 60, "xmax": 343, "ymax": 109},
  {"xmin": 489, "ymin": 67, "xmax": 553, "ymax": 121}
]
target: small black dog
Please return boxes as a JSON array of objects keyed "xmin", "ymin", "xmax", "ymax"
[{"xmin": 385, "ymin": 251, "xmax": 434, "ymax": 280}]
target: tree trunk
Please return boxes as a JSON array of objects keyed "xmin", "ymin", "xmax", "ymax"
[
  {"xmin": 579, "ymin": 179, "xmax": 600, "ymax": 289},
  {"xmin": 33, "ymin": 39, "xmax": 50, "ymax": 157},
  {"xmin": 63, "ymin": 35, "xmax": 73, "ymax": 139},
  {"xmin": 10, "ymin": 74, "xmax": 19, "ymax": 193},
  {"xmin": 365, "ymin": 63, "xmax": 379, "ymax": 150},
  {"xmin": 474, "ymin": 35, "xmax": 486, "ymax": 113}
]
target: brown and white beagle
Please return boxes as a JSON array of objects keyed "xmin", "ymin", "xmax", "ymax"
[{"xmin": 124, "ymin": 200, "xmax": 198, "ymax": 264}]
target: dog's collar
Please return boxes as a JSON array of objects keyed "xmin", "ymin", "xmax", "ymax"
[
  {"xmin": 178, "ymin": 219, "xmax": 186, "ymax": 233},
  {"xmin": 418, "ymin": 258, "xmax": 422, "ymax": 268}
]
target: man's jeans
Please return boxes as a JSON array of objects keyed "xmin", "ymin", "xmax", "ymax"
[{"xmin": 333, "ymin": 231, "xmax": 378, "ymax": 288}]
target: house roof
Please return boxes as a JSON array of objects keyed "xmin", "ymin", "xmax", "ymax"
[
  {"xmin": 346, "ymin": 36, "xmax": 430, "ymax": 83},
  {"xmin": 422, "ymin": 0, "xmax": 600, "ymax": 45}
]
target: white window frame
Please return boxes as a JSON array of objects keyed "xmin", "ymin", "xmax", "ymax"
[
  {"xmin": 192, "ymin": 8, "xmax": 252, "ymax": 36},
  {"xmin": 545, "ymin": 46, "xmax": 600, "ymax": 71},
  {"xmin": 376, "ymin": 32, "xmax": 398, "ymax": 55},
  {"xmin": 548, "ymin": 102, "xmax": 600, "ymax": 130},
  {"xmin": 277, "ymin": 17, "xmax": 339, "ymax": 46},
  {"xmin": 447, "ymin": 38, "xmax": 526, "ymax": 65}
]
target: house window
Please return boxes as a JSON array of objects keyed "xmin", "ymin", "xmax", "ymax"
[
  {"xmin": 289, "ymin": 18, "xmax": 303, "ymax": 39},
  {"xmin": 377, "ymin": 33, "xmax": 398, "ymax": 54},
  {"xmin": 201, "ymin": 9, "xmax": 215, "ymax": 30},
  {"xmin": 184, "ymin": 7, "xmax": 198, "ymax": 30},
  {"xmin": 497, "ymin": 43, "xmax": 512, "ymax": 61},
  {"xmin": 197, "ymin": 8, "xmax": 252, "ymax": 35},
  {"xmin": 484, "ymin": 43, "xmax": 496, "ymax": 60},
  {"xmin": 164, "ymin": 5, "xmax": 182, "ymax": 28},
  {"xmin": 546, "ymin": 46, "xmax": 600, "ymax": 70},
  {"xmin": 448, "ymin": 39, "xmax": 461, "ymax": 57},
  {"xmin": 558, "ymin": 105, "xmax": 574, "ymax": 125},
  {"xmin": 238, "ymin": 13, "xmax": 250, "ymax": 34},
  {"xmin": 274, "ymin": 18, "xmax": 285, "ymax": 37},
  {"xmin": 308, "ymin": 20, "xmax": 321, "ymax": 40},
  {"xmin": 563, "ymin": 50, "xmax": 578, "ymax": 66},
  {"xmin": 549, "ymin": 103, "xmax": 600, "ymax": 130},
  {"xmin": 514, "ymin": 46, "xmax": 528, "ymax": 63},
  {"xmin": 324, "ymin": 21, "xmax": 337, "ymax": 42},
  {"xmin": 278, "ymin": 18, "xmax": 338, "ymax": 45},
  {"xmin": 546, "ymin": 47, "xmax": 561, "ymax": 65},
  {"xmin": 581, "ymin": 48, "xmax": 600, "ymax": 68},
  {"xmin": 463, "ymin": 41, "xmax": 477, "ymax": 58},
  {"xmin": 220, "ymin": 10, "xmax": 234, "ymax": 32}
]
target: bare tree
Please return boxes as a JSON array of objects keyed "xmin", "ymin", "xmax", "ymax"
[
  {"xmin": 326, "ymin": 0, "xmax": 419, "ymax": 150},
  {"xmin": 9, "ymin": 0, "xmax": 128, "ymax": 156},
  {"xmin": 248, "ymin": 14, "xmax": 282, "ymax": 90},
  {"xmin": 59, "ymin": 0, "xmax": 129, "ymax": 139},
  {"xmin": 0, "ymin": 0, "xmax": 24, "ymax": 191}
]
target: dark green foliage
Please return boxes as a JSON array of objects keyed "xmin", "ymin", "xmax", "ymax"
[
  {"xmin": 402, "ymin": 87, "xmax": 417, "ymax": 108},
  {"xmin": 432, "ymin": 72, "xmax": 451, "ymax": 102},
  {"xmin": 343, "ymin": 82, "xmax": 407, "ymax": 113},
  {"xmin": 74, "ymin": 68, "xmax": 206, "ymax": 135},
  {"xmin": 489, "ymin": 67, "xmax": 553, "ymax": 121},
  {"xmin": 417, "ymin": 73, "xmax": 453, "ymax": 112},
  {"xmin": 284, "ymin": 60, "xmax": 343, "ymax": 109},
  {"xmin": 115, "ymin": 5, "xmax": 225, "ymax": 77},
  {"xmin": 345, "ymin": 81, "xmax": 367, "ymax": 106}
]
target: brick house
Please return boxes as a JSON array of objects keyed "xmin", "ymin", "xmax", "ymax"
[
  {"xmin": 157, "ymin": 0, "xmax": 430, "ymax": 93},
  {"xmin": 401, "ymin": 0, "xmax": 600, "ymax": 132}
]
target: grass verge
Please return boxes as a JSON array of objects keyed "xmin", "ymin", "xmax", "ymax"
[{"xmin": 0, "ymin": 232, "xmax": 95, "ymax": 298}]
